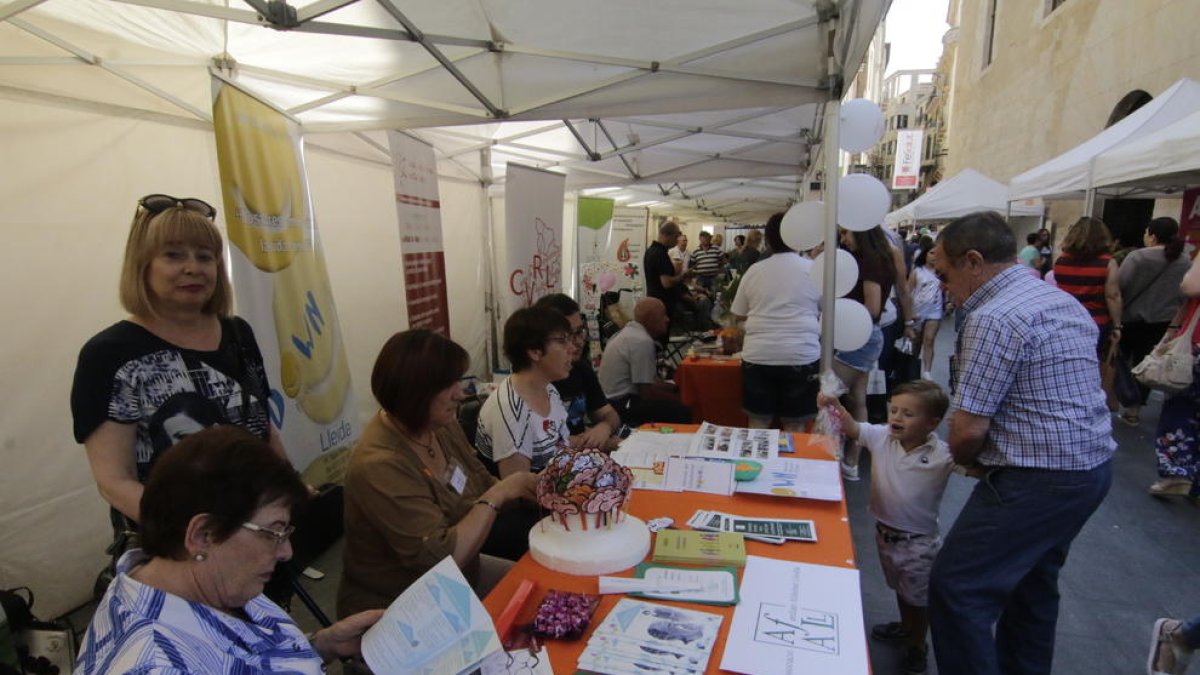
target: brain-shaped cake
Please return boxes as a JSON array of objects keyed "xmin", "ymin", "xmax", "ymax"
[{"xmin": 536, "ymin": 447, "xmax": 633, "ymax": 530}]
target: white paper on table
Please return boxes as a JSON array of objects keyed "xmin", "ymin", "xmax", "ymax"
[
  {"xmin": 478, "ymin": 649, "xmax": 554, "ymax": 675},
  {"xmin": 638, "ymin": 566, "xmax": 737, "ymax": 603},
  {"xmin": 613, "ymin": 431, "xmax": 696, "ymax": 464},
  {"xmin": 734, "ymin": 458, "xmax": 843, "ymax": 501},
  {"xmin": 361, "ymin": 556, "xmax": 501, "ymax": 675},
  {"xmin": 688, "ymin": 422, "xmax": 780, "ymax": 462},
  {"xmin": 667, "ymin": 457, "xmax": 736, "ymax": 495},
  {"xmin": 720, "ymin": 556, "xmax": 868, "ymax": 675}
]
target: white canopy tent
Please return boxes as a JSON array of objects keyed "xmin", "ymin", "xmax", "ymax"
[
  {"xmin": 884, "ymin": 168, "xmax": 1043, "ymax": 226},
  {"xmin": 1092, "ymin": 107, "xmax": 1200, "ymax": 192},
  {"xmin": 1008, "ymin": 77, "xmax": 1200, "ymax": 205},
  {"xmin": 0, "ymin": 0, "xmax": 888, "ymax": 616}
]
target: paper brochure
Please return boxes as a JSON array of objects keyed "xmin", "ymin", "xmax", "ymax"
[{"xmin": 361, "ymin": 556, "xmax": 500, "ymax": 675}]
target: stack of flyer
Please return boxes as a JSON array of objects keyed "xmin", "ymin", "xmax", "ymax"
[
  {"xmin": 689, "ymin": 509, "xmax": 817, "ymax": 544},
  {"xmin": 578, "ymin": 599, "xmax": 723, "ymax": 675}
]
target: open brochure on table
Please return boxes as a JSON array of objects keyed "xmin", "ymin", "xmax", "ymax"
[
  {"xmin": 360, "ymin": 556, "xmax": 501, "ymax": 675},
  {"xmin": 733, "ymin": 457, "xmax": 843, "ymax": 501}
]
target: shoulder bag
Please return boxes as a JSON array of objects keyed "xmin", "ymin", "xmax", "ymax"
[{"xmin": 1132, "ymin": 298, "xmax": 1200, "ymax": 394}]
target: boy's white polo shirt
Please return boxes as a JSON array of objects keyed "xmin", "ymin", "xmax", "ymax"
[{"xmin": 858, "ymin": 423, "xmax": 955, "ymax": 536}]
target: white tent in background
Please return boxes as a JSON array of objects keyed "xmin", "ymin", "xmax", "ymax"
[
  {"xmin": 884, "ymin": 168, "xmax": 1043, "ymax": 225},
  {"xmin": 1008, "ymin": 78, "xmax": 1200, "ymax": 202},
  {"xmin": 1092, "ymin": 107, "xmax": 1200, "ymax": 192}
]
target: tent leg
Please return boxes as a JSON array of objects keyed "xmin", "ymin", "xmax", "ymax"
[
  {"xmin": 480, "ymin": 147, "xmax": 500, "ymax": 375},
  {"xmin": 820, "ymin": 99, "xmax": 841, "ymax": 377},
  {"xmin": 1083, "ymin": 188, "xmax": 1096, "ymax": 217}
]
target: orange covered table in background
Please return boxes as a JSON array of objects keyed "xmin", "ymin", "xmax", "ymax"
[
  {"xmin": 483, "ymin": 428, "xmax": 854, "ymax": 675},
  {"xmin": 674, "ymin": 356, "xmax": 748, "ymax": 427}
]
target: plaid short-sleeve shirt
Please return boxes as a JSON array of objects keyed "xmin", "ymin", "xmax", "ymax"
[{"xmin": 951, "ymin": 265, "xmax": 1115, "ymax": 470}]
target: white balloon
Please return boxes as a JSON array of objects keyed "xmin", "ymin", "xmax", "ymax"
[
  {"xmin": 839, "ymin": 99, "xmax": 886, "ymax": 153},
  {"xmin": 780, "ymin": 201, "xmax": 827, "ymax": 252},
  {"xmin": 838, "ymin": 173, "xmax": 891, "ymax": 231},
  {"xmin": 827, "ymin": 298, "xmax": 872, "ymax": 351},
  {"xmin": 809, "ymin": 248, "xmax": 859, "ymax": 298}
]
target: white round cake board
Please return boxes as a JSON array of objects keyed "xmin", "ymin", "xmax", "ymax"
[{"xmin": 528, "ymin": 513, "xmax": 651, "ymax": 576}]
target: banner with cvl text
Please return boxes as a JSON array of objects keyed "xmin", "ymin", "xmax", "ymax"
[
  {"xmin": 211, "ymin": 78, "xmax": 358, "ymax": 485},
  {"xmin": 502, "ymin": 163, "xmax": 566, "ymax": 320}
]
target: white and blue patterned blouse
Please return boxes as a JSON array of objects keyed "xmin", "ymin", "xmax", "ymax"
[{"xmin": 75, "ymin": 550, "xmax": 323, "ymax": 674}]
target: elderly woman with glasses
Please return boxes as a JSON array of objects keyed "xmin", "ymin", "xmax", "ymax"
[
  {"xmin": 476, "ymin": 306, "xmax": 574, "ymax": 476},
  {"xmin": 339, "ymin": 330, "xmax": 537, "ymax": 618},
  {"xmin": 75, "ymin": 426, "xmax": 383, "ymax": 674},
  {"xmin": 71, "ymin": 195, "xmax": 292, "ymax": 587}
]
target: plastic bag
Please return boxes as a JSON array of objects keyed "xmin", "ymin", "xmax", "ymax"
[{"xmin": 814, "ymin": 370, "xmax": 848, "ymax": 459}]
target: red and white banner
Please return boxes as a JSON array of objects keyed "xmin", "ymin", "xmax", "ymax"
[
  {"xmin": 892, "ymin": 129, "xmax": 924, "ymax": 190},
  {"xmin": 1181, "ymin": 187, "xmax": 1200, "ymax": 250},
  {"xmin": 502, "ymin": 163, "xmax": 566, "ymax": 318},
  {"xmin": 388, "ymin": 131, "xmax": 451, "ymax": 335}
]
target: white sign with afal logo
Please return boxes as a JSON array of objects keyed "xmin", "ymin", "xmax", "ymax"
[
  {"xmin": 721, "ymin": 556, "xmax": 867, "ymax": 675},
  {"xmin": 892, "ymin": 129, "xmax": 924, "ymax": 190}
]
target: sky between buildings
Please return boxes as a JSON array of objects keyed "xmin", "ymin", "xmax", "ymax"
[{"xmin": 885, "ymin": 0, "xmax": 951, "ymax": 76}]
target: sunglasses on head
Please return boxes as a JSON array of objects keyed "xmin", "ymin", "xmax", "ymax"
[{"xmin": 138, "ymin": 194, "xmax": 217, "ymax": 220}]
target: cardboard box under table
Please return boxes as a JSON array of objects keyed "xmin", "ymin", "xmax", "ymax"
[{"xmin": 482, "ymin": 428, "xmax": 859, "ymax": 674}]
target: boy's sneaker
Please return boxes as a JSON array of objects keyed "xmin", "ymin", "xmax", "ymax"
[
  {"xmin": 900, "ymin": 645, "xmax": 928, "ymax": 674},
  {"xmin": 870, "ymin": 622, "xmax": 910, "ymax": 643}
]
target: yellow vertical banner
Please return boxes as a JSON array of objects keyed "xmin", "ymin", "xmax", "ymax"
[{"xmin": 211, "ymin": 78, "xmax": 357, "ymax": 484}]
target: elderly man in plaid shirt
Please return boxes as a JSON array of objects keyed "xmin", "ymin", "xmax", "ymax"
[{"xmin": 927, "ymin": 211, "xmax": 1115, "ymax": 675}]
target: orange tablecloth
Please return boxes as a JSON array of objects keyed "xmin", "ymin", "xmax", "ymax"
[
  {"xmin": 483, "ymin": 428, "xmax": 854, "ymax": 674},
  {"xmin": 674, "ymin": 357, "xmax": 748, "ymax": 427}
]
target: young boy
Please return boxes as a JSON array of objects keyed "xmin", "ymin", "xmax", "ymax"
[{"xmin": 818, "ymin": 380, "xmax": 956, "ymax": 675}]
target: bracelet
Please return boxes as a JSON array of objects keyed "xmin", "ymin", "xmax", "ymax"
[{"xmin": 476, "ymin": 498, "xmax": 502, "ymax": 513}]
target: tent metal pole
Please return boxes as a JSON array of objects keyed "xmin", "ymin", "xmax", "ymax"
[
  {"xmin": 820, "ymin": 99, "xmax": 841, "ymax": 377},
  {"xmin": 479, "ymin": 147, "xmax": 501, "ymax": 375},
  {"xmin": 1084, "ymin": 188, "xmax": 1096, "ymax": 216}
]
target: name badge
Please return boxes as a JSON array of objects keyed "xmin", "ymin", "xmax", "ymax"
[{"xmin": 446, "ymin": 462, "xmax": 468, "ymax": 494}]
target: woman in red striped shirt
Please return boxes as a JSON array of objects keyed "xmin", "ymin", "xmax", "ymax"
[{"xmin": 1053, "ymin": 216, "xmax": 1123, "ymax": 354}]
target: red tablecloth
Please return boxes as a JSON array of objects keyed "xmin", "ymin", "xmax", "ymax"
[
  {"xmin": 674, "ymin": 356, "xmax": 748, "ymax": 427},
  {"xmin": 482, "ymin": 429, "xmax": 854, "ymax": 674}
]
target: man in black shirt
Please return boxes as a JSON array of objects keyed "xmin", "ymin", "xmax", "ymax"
[
  {"xmin": 534, "ymin": 293, "xmax": 626, "ymax": 450},
  {"xmin": 644, "ymin": 220, "xmax": 692, "ymax": 321}
]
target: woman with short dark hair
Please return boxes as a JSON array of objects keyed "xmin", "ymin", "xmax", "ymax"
[
  {"xmin": 75, "ymin": 426, "xmax": 382, "ymax": 673},
  {"xmin": 1117, "ymin": 216, "xmax": 1190, "ymax": 425},
  {"xmin": 476, "ymin": 307, "xmax": 573, "ymax": 476},
  {"xmin": 339, "ymin": 330, "xmax": 537, "ymax": 618}
]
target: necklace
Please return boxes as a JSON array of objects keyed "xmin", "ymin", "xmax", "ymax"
[{"xmin": 381, "ymin": 411, "xmax": 437, "ymax": 458}]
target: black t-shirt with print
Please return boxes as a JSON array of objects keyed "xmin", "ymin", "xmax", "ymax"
[{"xmin": 552, "ymin": 359, "xmax": 608, "ymax": 435}]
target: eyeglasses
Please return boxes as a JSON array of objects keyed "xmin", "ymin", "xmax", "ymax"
[
  {"xmin": 546, "ymin": 334, "xmax": 571, "ymax": 346},
  {"xmin": 241, "ymin": 521, "xmax": 295, "ymax": 546},
  {"xmin": 139, "ymin": 194, "xmax": 217, "ymax": 220},
  {"xmin": 569, "ymin": 327, "xmax": 588, "ymax": 343}
]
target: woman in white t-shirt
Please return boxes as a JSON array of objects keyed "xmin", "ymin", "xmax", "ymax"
[
  {"xmin": 476, "ymin": 307, "xmax": 573, "ymax": 476},
  {"xmin": 730, "ymin": 212, "xmax": 822, "ymax": 431}
]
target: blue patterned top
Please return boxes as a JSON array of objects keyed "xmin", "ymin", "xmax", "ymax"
[
  {"xmin": 75, "ymin": 550, "xmax": 323, "ymax": 674},
  {"xmin": 952, "ymin": 265, "xmax": 1115, "ymax": 470}
]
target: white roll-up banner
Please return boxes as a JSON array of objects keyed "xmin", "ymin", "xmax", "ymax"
[{"xmin": 502, "ymin": 163, "xmax": 566, "ymax": 319}]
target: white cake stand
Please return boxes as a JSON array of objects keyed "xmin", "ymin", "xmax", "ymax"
[{"xmin": 528, "ymin": 513, "xmax": 651, "ymax": 576}]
